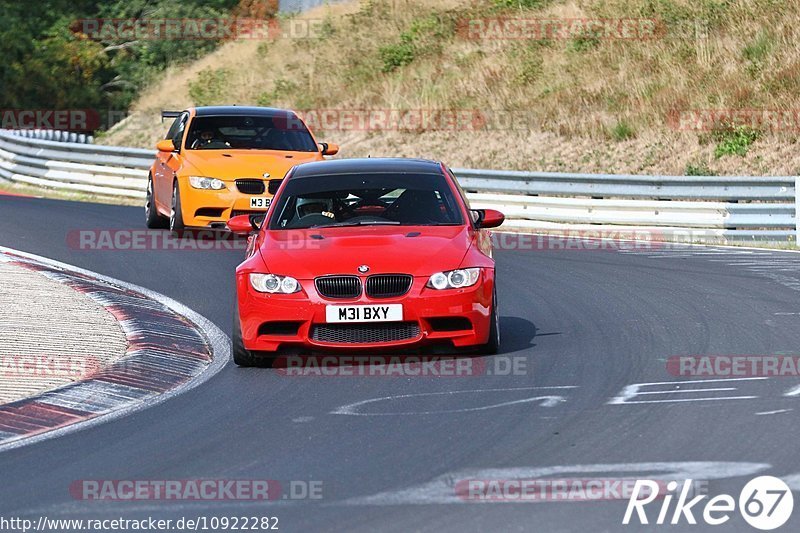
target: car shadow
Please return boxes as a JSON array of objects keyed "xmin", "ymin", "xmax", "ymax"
[
  {"xmin": 243, "ymin": 315, "xmax": 548, "ymax": 369},
  {"xmin": 496, "ymin": 315, "xmax": 541, "ymax": 354}
]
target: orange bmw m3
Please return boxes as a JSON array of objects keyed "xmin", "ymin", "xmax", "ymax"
[{"xmin": 145, "ymin": 106, "xmax": 338, "ymax": 232}]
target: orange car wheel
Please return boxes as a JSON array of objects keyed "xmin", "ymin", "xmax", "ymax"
[
  {"xmin": 145, "ymin": 175, "xmax": 168, "ymax": 229},
  {"xmin": 169, "ymin": 181, "xmax": 185, "ymax": 234}
]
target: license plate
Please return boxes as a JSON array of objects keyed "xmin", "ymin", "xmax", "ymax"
[
  {"xmin": 249, "ymin": 197, "xmax": 271, "ymax": 209},
  {"xmin": 326, "ymin": 304, "xmax": 403, "ymax": 323}
]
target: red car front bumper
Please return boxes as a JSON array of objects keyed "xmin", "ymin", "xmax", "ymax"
[{"xmin": 237, "ymin": 272, "xmax": 494, "ymax": 353}]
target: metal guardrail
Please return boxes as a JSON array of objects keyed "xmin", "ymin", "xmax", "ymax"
[
  {"xmin": 454, "ymin": 168, "xmax": 795, "ymax": 201},
  {"xmin": 0, "ymin": 130, "xmax": 151, "ymax": 198},
  {"xmin": 454, "ymin": 168, "xmax": 798, "ymax": 242},
  {"xmin": 0, "ymin": 129, "xmax": 796, "ymax": 242},
  {"xmin": 11, "ymin": 129, "xmax": 94, "ymax": 144}
]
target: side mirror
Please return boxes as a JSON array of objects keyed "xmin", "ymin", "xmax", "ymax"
[
  {"xmin": 227, "ymin": 215, "xmax": 256, "ymax": 235},
  {"xmin": 249, "ymin": 213, "xmax": 266, "ymax": 230},
  {"xmin": 156, "ymin": 139, "xmax": 175, "ymax": 152},
  {"xmin": 319, "ymin": 142, "xmax": 339, "ymax": 156},
  {"xmin": 473, "ymin": 209, "xmax": 504, "ymax": 229},
  {"xmin": 267, "ymin": 179, "xmax": 283, "ymax": 195}
]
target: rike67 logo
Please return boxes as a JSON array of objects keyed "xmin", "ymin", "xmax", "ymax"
[{"xmin": 624, "ymin": 476, "xmax": 793, "ymax": 530}]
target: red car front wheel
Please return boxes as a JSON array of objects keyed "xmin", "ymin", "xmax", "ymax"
[
  {"xmin": 478, "ymin": 286, "xmax": 500, "ymax": 355},
  {"xmin": 233, "ymin": 309, "xmax": 278, "ymax": 367}
]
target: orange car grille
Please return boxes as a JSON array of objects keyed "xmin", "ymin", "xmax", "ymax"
[{"xmin": 235, "ymin": 179, "xmax": 266, "ymax": 195}]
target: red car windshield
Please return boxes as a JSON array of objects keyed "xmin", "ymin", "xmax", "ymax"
[{"xmin": 269, "ymin": 173, "xmax": 464, "ymax": 229}]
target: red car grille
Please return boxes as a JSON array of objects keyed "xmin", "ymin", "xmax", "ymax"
[
  {"xmin": 315, "ymin": 276, "xmax": 362, "ymax": 299},
  {"xmin": 311, "ymin": 322, "xmax": 420, "ymax": 344},
  {"xmin": 315, "ymin": 274, "xmax": 412, "ymax": 299},
  {"xmin": 365, "ymin": 274, "xmax": 412, "ymax": 299}
]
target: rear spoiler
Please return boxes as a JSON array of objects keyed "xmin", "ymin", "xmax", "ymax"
[{"xmin": 161, "ymin": 110, "xmax": 182, "ymax": 122}]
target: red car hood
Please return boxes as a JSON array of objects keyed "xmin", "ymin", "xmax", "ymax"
[{"xmin": 258, "ymin": 225, "xmax": 474, "ymax": 279}]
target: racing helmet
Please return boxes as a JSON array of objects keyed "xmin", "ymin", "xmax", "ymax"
[{"xmin": 296, "ymin": 197, "xmax": 333, "ymax": 218}]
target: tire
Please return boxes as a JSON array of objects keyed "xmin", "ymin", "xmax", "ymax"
[
  {"xmin": 145, "ymin": 175, "xmax": 168, "ymax": 229},
  {"xmin": 232, "ymin": 309, "xmax": 276, "ymax": 367},
  {"xmin": 169, "ymin": 180, "xmax": 185, "ymax": 234},
  {"xmin": 232, "ymin": 309, "xmax": 258, "ymax": 367},
  {"xmin": 478, "ymin": 286, "xmax": 500, "ymax": 355}
]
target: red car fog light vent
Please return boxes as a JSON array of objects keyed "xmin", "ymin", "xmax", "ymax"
[
  {"xmin": 427, "ymin": 317, "xmax": 472, "ymax": 332},
  {"xmin": 258, "ymin": 321, "xmax": 303, "ymax": 337}
]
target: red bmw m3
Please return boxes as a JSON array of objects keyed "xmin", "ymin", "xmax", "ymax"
[{"xmin": 228, "ymin": 158, "xmax": 505, "ymax": 366}]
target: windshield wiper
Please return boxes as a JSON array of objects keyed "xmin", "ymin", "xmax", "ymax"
[{"xmin": 312, "ymin": 220, "xmax": 401, "ymax": 228}]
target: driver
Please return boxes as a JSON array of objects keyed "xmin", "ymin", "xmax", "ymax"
[
  {"xmin": 192, "ymin": 130, "xmax": 218, "ymax": 149},
  {"xmin": 296, "ymin": 197, "xmax": 335, "ymax": 219}
]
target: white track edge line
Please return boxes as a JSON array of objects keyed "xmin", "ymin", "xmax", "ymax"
[{"xmin": 0, "ymin": 245, "xmax": 231, "ymax": 453}]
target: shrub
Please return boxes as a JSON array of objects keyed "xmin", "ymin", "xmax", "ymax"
[
  {"xmin": 569, "ymin": 32, "xmax": 600, "ymax": 53},
  {"xmin": 743, "ymin": 31, "xmax": 773, "ymax": 78},
  {"xmin": 188, "ymin": 68, "xmax": 230, "ymax": 106},
  {"xmin": 685, "ymin": 162, "xmax": 717, "ymax": 176},
  {"xmin": 713, "ymin": 125, "xmax": 759, "ymax": 158},
  {"xmin": 256, "ymin": 78, "xmax": 313, "ymax": 109},
  {"xmin": 610, "ymin": 120, "xmax": 635, "ymax": 141},
  {"xmin": 378, "ymin": 13, "xmax": 457, "ymax": 73},
  {"xmin": 493, "ymin": 0, "xmax": 551, "ymax": 8},
  {"xmin": 379, "ymin": 36, "xmax": 416, "ymax": 72}
]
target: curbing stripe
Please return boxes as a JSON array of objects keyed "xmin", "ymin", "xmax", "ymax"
[
  {"xmin": 37, "ymin": 381, "xmax": 158, "ymax": 414},
  {"xmin": 0, "ymin": 246, "xmax": 231, "ymax": 452},
  {"xmin": 0, "ymin": 402, "xmax": 88, "ymax": 434}
]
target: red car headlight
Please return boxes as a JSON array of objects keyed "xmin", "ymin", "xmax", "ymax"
[
  {"xmin": 250, "ymin": 273, "xmax": 301, "ymax": 294},
  {"xmin": 427, "ymin": 268, "xmax": 481, "ymax": 290}
]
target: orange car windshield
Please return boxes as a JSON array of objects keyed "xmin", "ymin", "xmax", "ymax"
[{"xmin": 186, "ymin": 115, "xmax": 318, "ymax": 152}]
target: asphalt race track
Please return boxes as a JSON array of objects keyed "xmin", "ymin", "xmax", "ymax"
[{"xmin": 2, "ymin": 194, "xmax": 800, "ymax": 532}]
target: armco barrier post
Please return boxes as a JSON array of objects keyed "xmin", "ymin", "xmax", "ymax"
[{"xmin": 796, "ymin": 175, "xmax": 800, "ymax": 244}]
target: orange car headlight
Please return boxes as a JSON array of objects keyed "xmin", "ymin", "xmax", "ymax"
[{"xmin": 189, "ymin": 176, "xmax": 226, "ymax": 190}]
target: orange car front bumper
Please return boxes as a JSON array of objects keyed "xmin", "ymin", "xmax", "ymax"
[{"xmin": 180, "ymin": 181, "xmax": 271, "ymax": 228}]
